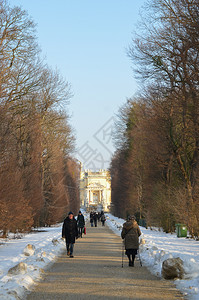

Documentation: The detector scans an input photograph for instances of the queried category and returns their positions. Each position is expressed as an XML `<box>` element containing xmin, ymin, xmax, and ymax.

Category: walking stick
<box><xmin>122</xmin><ymin>241</ymin><xmax>124</xmax><ymax>268</ymax></box>
<box><xmin>138</xmin><ymin>250</ymin><xmax>142</xmax><ymax>267</ymax></box>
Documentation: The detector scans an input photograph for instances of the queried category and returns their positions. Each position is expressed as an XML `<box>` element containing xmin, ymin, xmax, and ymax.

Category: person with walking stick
<box><xmin>121</xmin><ymin>215</ymin><xmax>141</xmax><ymax>267</ymax></box>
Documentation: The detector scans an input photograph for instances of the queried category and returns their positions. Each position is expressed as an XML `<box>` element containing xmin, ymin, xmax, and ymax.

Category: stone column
<box><xmin>91</xmin><ymin>190</ymin><xmax>93</xmax><ymax>203</ymax></box>
<box><xmin>87</xmin><ymin>189</ymin><xmax>89</xmax><ymax>205</ymax></box>
<box><xmin>103</xmin><ymin>189</ymin><xmax>107</xmax><ymax>210</ymax></box>
<box><xmin>99</xmin><ymin>190</ymin><xmax>101</xmax><ymax>203</ymax></box>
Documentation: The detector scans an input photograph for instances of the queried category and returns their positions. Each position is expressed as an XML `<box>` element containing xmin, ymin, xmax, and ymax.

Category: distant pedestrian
<box><xmin>101</xmin><ymin>214</ymin><xmax>106</xmax><ymax>226</ymax></box>
<box><xmin>121</xmin><ymin>215</ymin><xmax>141</xmax><ymax>267</ymax></box>
<box><xmin>97</xmin><ymin>212</ymin><xmax>101</xmax><ymax>221</ymax></box>
<box><xmin>93</xmin><ymin>212</ymin><xmax>98</xmax><ymax>227</ymax></box>
<box><xmin>90</xmin><ymin>217</ymin><xmax>94</xmax><ymax>227</ymax></box>
<box><xmin>77</xmin><ymin>210</ymin><xmax>85</xmax><ymax>238</ymax></box>
<box><xmin>62</xmin><ymin>211</ymin><xmax>78</xmax><ymax>258</ymax></box>
<box><xmin>90</xmin><ymin>212</ymin><xmax>94</xmax><ymax>227</ymax></box>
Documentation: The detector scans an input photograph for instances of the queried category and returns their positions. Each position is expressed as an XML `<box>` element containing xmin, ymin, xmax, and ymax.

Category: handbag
<box><xmin>83</xmin><ymin>227</ymin><xmax>86</xmax><ymax>235</ymax></box>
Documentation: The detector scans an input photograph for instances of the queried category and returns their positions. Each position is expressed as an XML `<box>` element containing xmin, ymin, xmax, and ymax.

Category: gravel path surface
<box><xmin>26</xmin><ymin>223</ymin><xmax>184</xmax><ymax>299</ymax></box>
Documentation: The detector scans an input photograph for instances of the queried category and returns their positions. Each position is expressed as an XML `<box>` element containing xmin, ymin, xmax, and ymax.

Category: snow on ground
<box><xmin>106</xmin><ymin>213</ymin><xmax>199</xmax><ymax>300</ymax></box>
<box><xmin>0</xmin><ymin>211</ymin><xmax>89</xmax><ymax>300</ymax></box>
<box><xmin>0</xmin><ymin>212</ymin><xmax>198</xmax><ymax>299</ymax></box>
<box><xmin>0</xmin><ymin>224</ymin><xmax>65</xmax><ymax>299</ymax></box>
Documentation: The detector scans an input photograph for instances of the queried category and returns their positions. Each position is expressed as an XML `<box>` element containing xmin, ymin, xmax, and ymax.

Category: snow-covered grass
<box><xmin>106</xmin><ymin>213</ymin><xmax>199</xmax><ymax>300</ymax></box>
<box><xmin>0</xmin><ymin>210</ymin><xmax>89</xmax><ymax>300</ymax></box>
<box><xmin>0</xmin><ymin>224</ymin><xmax>65</xmax><ymax>299</ymax></box>
<box><xmin>0</xmin><ymin>212</ymin><xmax>198</xmax><ymax>299</ymax></box>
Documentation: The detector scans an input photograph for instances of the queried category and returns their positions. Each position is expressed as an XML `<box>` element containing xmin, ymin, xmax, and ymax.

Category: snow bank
<box><xmin>106</xmin><ymin>213</ymin><xmax>199</xmax><ymax>300</ymax></box>
<box><xmin>0</xmin><ymin>224</ymin><xmax>65</xmax><ymax>299</ymax></box>
<box><xmin>0</xmin><ymin>210</ymin><xmax>89</xmax><ymax>299</ymax></box>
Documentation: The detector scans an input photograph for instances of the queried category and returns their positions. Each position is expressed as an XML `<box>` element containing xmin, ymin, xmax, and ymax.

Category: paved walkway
<box><xmin>26</xmin><ymin>224</ymin><xmax>184</xmax><ymax>299</ymax></box>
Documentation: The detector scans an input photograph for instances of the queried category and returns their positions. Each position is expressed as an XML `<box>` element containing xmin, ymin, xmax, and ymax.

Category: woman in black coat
<box><xmin>62</xmin><ymin>211</ymin><xmax>78</xmax><ymax>258</ymax></box>
<box><xmin>77</xmin><ymin>211</ymin><xmax>85</xmax><ymax>238</ymax></box>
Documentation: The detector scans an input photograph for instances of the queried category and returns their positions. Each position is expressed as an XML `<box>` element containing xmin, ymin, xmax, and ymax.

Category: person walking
<box><xmin>121</xmin><ymin>215</ymin><xmax>141</xmax><ymax>267</ymax></box>
<box><xmin>93</xmin><ymin>212</ymin><xmax>98</xmax><ymax>227</ymax></box>
<box><xmin>101</xmin><ymin>213</ymin><xmax>106</xmax><ymax>226</ymax></box>
<box><xmin>90</xmin><ymin>212</ymin><xmax>94</xmax><ymax>227</ymax></box>
<box><xmin>77</xmin><ymin>210</ymin><xmax>85</xmax><ymax>238</ymax></box>
<box><xmin>97</xmin><ymin>212</ymin><xmax>101</xmax><ymax>221</ymax></box>
<box><xmin>62</xmin><ymin>211</ymin><xmax>78</xmax><ymax>258</ymax></box>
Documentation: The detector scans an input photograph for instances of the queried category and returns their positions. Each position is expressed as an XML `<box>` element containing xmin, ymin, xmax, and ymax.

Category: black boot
<box><xmin>127</xmin><ymin>254</ymin><xmax>132</xmax><ymax>266</ymax></box>
<box><xmin>131</xmin><ymin>255</ymin><xmax>135</xmax><ymax>267</ymax></box>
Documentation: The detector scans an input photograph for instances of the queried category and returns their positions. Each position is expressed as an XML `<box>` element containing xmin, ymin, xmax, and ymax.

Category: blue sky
<box><xmin>9</xmin><ymin>0</ymin><xmax>146</xmax><ymax>170</ymax></box>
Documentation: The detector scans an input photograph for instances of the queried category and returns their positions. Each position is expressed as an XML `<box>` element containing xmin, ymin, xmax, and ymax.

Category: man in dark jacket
<box><xmin>101</xmin><ymin>213</ymin><xmax>106</xmax><ymax>226</ymax></box>
<box><xmin>62</xmin><ymin>211</ymin><xmax>78</xmax><ymax>258</ymax></box>
<box><xmin>93</xmin><ymin>212</ymin><xmax>98</xmax><ymax>227</ymax></box>
<box><xmin>77</xmin><ymin>210</ymin><xmax>85</xmax><ymax>238</ymax></box>
<box><xmin>121</xmin><ymin>215</ymin><xmax>141</xmax><ymax>267</ymax></box>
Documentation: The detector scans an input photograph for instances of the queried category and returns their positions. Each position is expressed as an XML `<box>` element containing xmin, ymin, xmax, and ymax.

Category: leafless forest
<box><xmin>110</xmin><ymin>0</ymin><xmax>199</xmax><ymax>238</ymax></box>
<box><xmin>0</xmin><ymin>0</ymin><xmax>80</xmax><ymax>237</ymax></box>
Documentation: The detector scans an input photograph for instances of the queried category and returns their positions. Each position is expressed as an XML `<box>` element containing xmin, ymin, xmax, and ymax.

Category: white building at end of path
<box><xmin>80</xmin><ymin>169</ymin><xmax>111</xmax><ymax>212</ymax></box>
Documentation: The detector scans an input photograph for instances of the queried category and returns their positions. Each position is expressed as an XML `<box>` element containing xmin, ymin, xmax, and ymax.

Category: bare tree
<box><xmin>128</xmin><ymin>0</ymin><xmax>199</xmax><ymax>236</ymax></box>
<box><xmin>0</xmin><ymin>0</ymin><xmax>78</xmax><ymax>234</ymax></box>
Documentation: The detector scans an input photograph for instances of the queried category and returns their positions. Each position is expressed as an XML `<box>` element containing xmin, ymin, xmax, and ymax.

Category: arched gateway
<box><xmin>80</xmin><ymin>169</ymin><xmax>111</xmax><ymax>211</ymax></box>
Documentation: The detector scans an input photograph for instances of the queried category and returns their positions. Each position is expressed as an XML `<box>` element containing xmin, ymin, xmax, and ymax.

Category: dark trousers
<box><xmin>78</xmin><ymin>227</ymin><xmax>83</xmax><ymax>237</ymax></box>
<box><xmin>126</xmin><ymin>249</ymin><xmax>137</xmax><ymax>266</ymax></box>
<box><xmin>66</xmin><ymin>243</ymin><xmax>74</xmax><ymax>255</ymax></box>
<box><xmin>127</xmin><ymin>254</ymin><xmax>135</xmax><ymax>264</ymax></box>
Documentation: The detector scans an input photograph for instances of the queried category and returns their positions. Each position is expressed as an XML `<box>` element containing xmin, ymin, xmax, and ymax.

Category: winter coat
<box><xmin>101</xmin><ymin>214</ymin><xmax>105</xmax><ymax>221</ymax></box>
<box><xmin>121</xmin><ymin>220</ymin><xmax>141</xmax><ymax>250</ymax></box>
<box><xmin>93</xmin><ymin>213</ymin><xmax>97</xmax><ymax>224</ymax></box>
<box><xmin>77</xmin><ymin>214</ymin><xmax>85</xmax><ymax>228</ymax></box>
<box><xmin>62</xmin><ymin>216</ymin><xmax>78</xmax><ymax>244</ymax></box>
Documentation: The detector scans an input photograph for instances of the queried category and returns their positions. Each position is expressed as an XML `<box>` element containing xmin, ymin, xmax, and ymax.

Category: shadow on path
<box><xmin>26</xmin><ymin>224</ymin><xmax>184</xmax><ymax>299</ymax></box>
